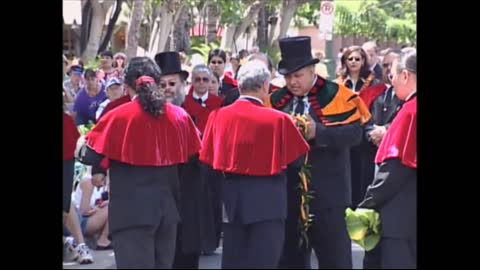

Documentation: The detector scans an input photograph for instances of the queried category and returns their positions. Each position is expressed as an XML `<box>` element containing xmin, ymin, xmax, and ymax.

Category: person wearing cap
<box><xmin>97</xmin><ymin>50</ymin><xmax>121</xmax><ymax>82</ymax></box>
<box><xmin>155</xmin><ymin>52</ymin><xmax>221</xmax><ymax>268</ymax></box>
<box><xmin>200</xmin><ymin>60</ymin><xmax>310</xmax><ymax>269</ymax></box>
<box><xmin>79</xmin><ymin>56</ymin><xmax>202</xmax><ymax>269</ymax></box>
<box><xmin>358</xmin><ymin>49</ymin><xmax>417</xmax><ymax>269</ymax></box>
<box><xmin>63</xmin><ymin>65</ymin><xmax>84</xmax><ymax>106</ymax></box>
<box><xmin>97</xmin><ymin>57</ymin><xmax>150</xmax><ymax>120</ymax></box>
<box><xmin>96</xmin><ymin>78</ymin><xmax>124</xmax><ymax>120</ymax></box>
<box><xmin>267</xmin><ymin>36</ymin><xmax>371</xmax><ymax>269</ymax></box>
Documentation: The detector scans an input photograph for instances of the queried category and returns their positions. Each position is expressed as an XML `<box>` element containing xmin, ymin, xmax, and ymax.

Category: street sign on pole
<box><xmin>319</xmin><ymin>1</ymin><xmax>335</xmax><ymax>41</ymax></box>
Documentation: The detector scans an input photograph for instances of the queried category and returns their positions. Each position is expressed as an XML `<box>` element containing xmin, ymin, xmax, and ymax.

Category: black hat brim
<box><xmin>161</xmin><ymin>70</ymin><xmax>190</xmax><ymax>81</ymax></box>
<box><xmin>278</xmin><ymin>58</ymin><xmax>320</xmax><ymax>75</ymax></box>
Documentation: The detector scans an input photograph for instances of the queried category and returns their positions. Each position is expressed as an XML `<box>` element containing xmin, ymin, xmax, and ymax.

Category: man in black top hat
<box><xmin>154</xmin><ymin>51</ymin><xmax>217</xmax><ymax>269</ymax></box>
<box><xmin>269</xmin><ymin>36</ymin><xmax>369</xmax><ymax>269</ymax></box>
<box><xmin>155</xmin><ymin>52</ymin><xmax>189</xmax><ymax>106</ymax></box>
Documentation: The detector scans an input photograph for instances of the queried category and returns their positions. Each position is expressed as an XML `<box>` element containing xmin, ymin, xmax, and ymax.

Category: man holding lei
<box><xmin>266</xmin><ymin>36</ymin><xmax>371</xmax><ymax>269</ymax></box>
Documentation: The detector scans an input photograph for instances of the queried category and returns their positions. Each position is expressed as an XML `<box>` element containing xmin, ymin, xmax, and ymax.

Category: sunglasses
<box><xmin>160</xmin><ymin>81</ymin><xmax>177</xmax><ymax>88</ymax></box>
<box><xmin>194</xmin><ymin>77</ymin><xmax>210</xmax><ymax>83</ymax></box>
<box><xmin>347</xmin><ymin>57</ymin><xmax>361</xmax><ymax>62</ymax></box>
<box><xmin>210</xmin><ymin>61</ymin><xmax>224</xmax><ymax>65</ymax></box>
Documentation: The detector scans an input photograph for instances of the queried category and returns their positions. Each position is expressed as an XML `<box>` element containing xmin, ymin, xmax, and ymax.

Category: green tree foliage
<box><xmin>294</xmin><ymin>0</ymin><xmax>416</xmax><ymax>44</ymax></box>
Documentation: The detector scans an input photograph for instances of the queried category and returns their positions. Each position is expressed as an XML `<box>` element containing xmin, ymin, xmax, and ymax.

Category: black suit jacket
<box><xmin>358</xmin><ymin>159</ymin><xmax>416</xmax><ymax>239</ymax></box>
<box><xmin>276</xmin><ymin>99</ymin><xmax>363</xmax><ymax>210</ymax></box>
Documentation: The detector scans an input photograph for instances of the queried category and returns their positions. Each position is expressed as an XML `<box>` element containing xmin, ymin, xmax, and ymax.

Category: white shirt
<box><xmin>95</xmin><ymin>99</ymin><xmax>111</xmax><ymax>120</ymax></box>
<box><xmin>292</xmin><ymin>77</ymin><xmax>316</xmax><ymax>113</ymax></box>
<box><xmin>239</xmin><ymin>95</ymin><xmax>264</xmax><ymax>105</ymax></box>
<box><xmin>192</xmin><ymin>91</ymin><xmax>209</xmax><ymax>107</ymax></box>
<box><xmin>192</xmin><ymin>91</ymin><xmax>209</xmax><ymax>102</ymax></box>
<box><xmin>346</xmin><ymin>75</ymin><xmax>365</xmax><ymax>92</ymax></box>
<box><xmin>131</xmin><ymin>95</ymin><xmax>138</xmax><ymax>101</ymax></box>
<box><xmin>405</xmin><ymin>90</ymin><xmax>416</xmax><ymax>101</ymax></box>
<box><xmin>72</xmin><ymin>181</ymin><xmax>106</xmax><ymax>210</ymax></box>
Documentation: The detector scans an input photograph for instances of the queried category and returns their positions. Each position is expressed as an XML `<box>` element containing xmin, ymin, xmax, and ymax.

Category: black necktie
<box><xmin>295</xmin><ymin>98</ymin><xmax>305</xmax><ymax>115</ymax></box>
<box><xmin>196</xmin><ymin>98</ymin><xmax>203</xmax><ymax>104</ymax></box>
<box><xmin>383</xmin><ymin>87</ymin><xmax>393</xmax><ymax>112</ymax></box>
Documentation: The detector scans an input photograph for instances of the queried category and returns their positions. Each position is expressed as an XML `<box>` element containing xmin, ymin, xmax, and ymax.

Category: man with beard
<box><xmin>155</xmin><ymin>52</ymin><xmax>219</xmax><ymax>269</ymax></box>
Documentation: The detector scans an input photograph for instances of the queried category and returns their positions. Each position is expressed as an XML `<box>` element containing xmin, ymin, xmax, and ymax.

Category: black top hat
<box><xmin>154</xmin><ymin>52</ymin><xmax>189</xmax><ymax>80</ymax></box>
<box><xmin>278</xmin><ymin>36</ymin><xmax>319</xmax><ymax>75</ymax></box>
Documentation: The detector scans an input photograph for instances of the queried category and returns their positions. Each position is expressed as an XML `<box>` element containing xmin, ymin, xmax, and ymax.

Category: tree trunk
<box><xmin>155</xmin><ymin>0</ymin><xmax>175</xmax><ymax>54</ymax></box>
<box><xmin>256</xmin><ymin>2</ymin><xmax>268</xmax><ymax>52</ymax></box>
<box><xmin>126</xmin><ymin>0</ymin><xmax>145</xmax><ymax>60</ymax></box>
<box><xmin>98</xmin><ymin>0</ymin><xmax>123</xmax><ymax>54</ymax></box>
<box><xmin>277</xmin><ymin>0</ymin><xmax>298</xmax><ymax>41</ymax></box>
<box><xmin>206</xmin><ymin>3</ymin><xmax>219</xmax><ymax>44</ymax></box>
<box><xmin>174</xmin><ymin>5</ymin><xmax>190</xmax><ymax>52</ymax></box>
<box><xmin>220</xmin><ymin>25</ymin><xmax>237</xmax><ymax>52</ymax></box>
<box><xmin>147</xmin><ymin>3</ymin><xmax>162</xmax><ymax>54</ymax></box>
<box><xmin>267</xmin><ymin>10</ymin><xmax>278</xmax><ymax>46</ymax></box>
<box><xmin>232</xmin><ymin>0</ymin><xmax>265</xmax><ymax>50</ymax></box>
<box><xmin>82</xmin><ymin>0</ymin><xmax>115</xmax><ymax>63</ymax></box>
<box><xmin>80</xmin><ymin>0</ymin><xmax>93</xmax><ymax>55</ymax></box>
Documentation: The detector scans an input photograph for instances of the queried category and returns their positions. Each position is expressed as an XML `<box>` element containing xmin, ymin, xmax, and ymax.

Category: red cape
<box><xmin>86</xmin><ymin>100</ymin><xmax>201</xmax><ymax>166</ymax></box>
<box><xmin>223</xmin><ymin>72</ymin><xmax>238</xmax><ymax>87</ymax></box>
<box><xmin>358</xmin><ymin>83</ymin><xmax>387</xmax><ymax>109</ymax></box>
<box><xmin>375</xmin><ymin>97</ymin><xmax>416</xmax><ymax>169</ymax></box>
<box><xmin>98</xmin><ymin>95</ymin><xmax>131</xmax><ymax>120</ymax></box>
<box><xmin>63</xmin><ymin>113</ymin><xmax>80</xmax><ymax>160</ymax></box>
<box><xmin>200</xmin><ymin>99</ymin><xmax>310</xmax><ymax>176</ymax></box>
<box><xmin>182</xmin><ymin>86</ymin><xmax>224</xmax><ymax>134</ymax></box>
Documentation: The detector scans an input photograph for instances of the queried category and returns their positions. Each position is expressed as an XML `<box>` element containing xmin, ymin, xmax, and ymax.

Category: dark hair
<box><xmin>123</xmin><ymin>57</ymin><xmax>161</xmax><ymax>88</ymax></box>
<box><xmin>211</xmin><ymin>71</ymin><xmax>220</xmax><ymax>83</ymax></box>
<box><xmin>100</xmin><ymin>50</ymin><xmax>113</xmax><ymax>58</ymax></box>
<box><xmin>136</xmin><ymin>79</ymin><xmax>165</xmax><ymax>118</ymax></box>
<box><xmin>208</xmin><ymin>48</ymin><xmax>226</xmax><ymax>63</ymax></box>
<box><xmin>84</xmin><ymin>69</ymin><xmax>97</xmax><ymax>79</ymax></box>
<box><xmin>239</xmin><ymin>49</ymin><xmax>249</xmax><ymax>59</ymax></box>
<box><xmin>340</xmin><ymin>46</ymin><xmax>371</xmax><ymax>79</ymax></box>
<box><xmin>124</xmin><ymin>57</ymin><xmax>164</xmax><ymax>118</ymax></box>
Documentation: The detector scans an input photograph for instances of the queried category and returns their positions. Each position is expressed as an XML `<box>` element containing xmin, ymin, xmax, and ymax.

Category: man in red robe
<box><xmin>155</xmin><ymin>52</ymin><xmax>222</xmax><ymax>268</ymax></box>
<box><xmin>358</xmin><ymin>49</ymin><xmax>417</xmax><ymax>269</ymax></box>
<box><xmin>199</xmin><ymin>60</ymin><xmax>310</xmax><ymax>268</ymax></box>
<box><xmin>180</xmin><ymin>63</ymin><xmax>224</xmax><ymax>260</ymax></box>
<box><xmin>79</xmin><ymin>57</ymin><xmax>202</xmax><ymax>269</ymax></box>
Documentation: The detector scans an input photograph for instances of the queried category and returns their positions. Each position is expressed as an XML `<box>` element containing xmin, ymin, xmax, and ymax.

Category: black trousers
<box><xmin>280</xmin><ymin>207</ymin><xmax>352</xmax><ymax>269</ymax></box>
<box><xmin>112</xmin><ymin>223</ymin><xmax>177</xmax><ymax>269</ymax></box>
<box><xmin>63</xmin><ymin>159</ymin><xmax>74</xmax><ymax>213</ymax></box>
<box><xmin>370</xmin><ymin>237</ymin><xmax>416</xmax><ymax>269</ymax></box>
<box><xmin>173</xmin><ymin>225</ymin><xmax>200</xmax><ymax>269</ymax></box>
<box><xmin>222</xmin><ymin>219</ymin><xmax>284</xmax><ymax>269</ymax></box>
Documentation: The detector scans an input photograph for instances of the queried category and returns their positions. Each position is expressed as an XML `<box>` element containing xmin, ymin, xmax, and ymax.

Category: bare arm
<box><xmin>79</xmin><ymin>179</ymin><xmax>96</xmax><ymax>216</ymax></box>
